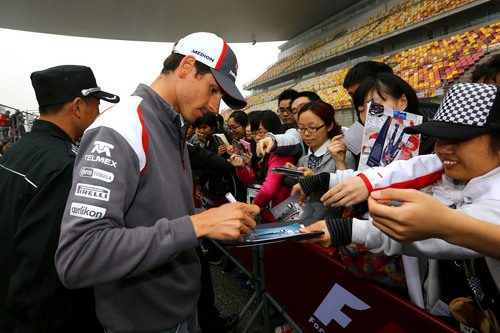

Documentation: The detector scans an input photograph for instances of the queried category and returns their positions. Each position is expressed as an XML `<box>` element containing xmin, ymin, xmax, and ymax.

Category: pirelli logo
<box><xmin>70</xmin><ymin>203</ymin><xmax>106</xmax><ymax>219</ymax></box>
<box><xmin>75</xmin><ymin>183</ymin><xmax>110</xmax><ymax>201</ymax></box>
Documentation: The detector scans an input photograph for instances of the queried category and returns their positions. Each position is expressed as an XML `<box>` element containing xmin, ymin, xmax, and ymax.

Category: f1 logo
<box><xmin>91</xmin><ymin>141</ymin><xmax>114</xmax><ymax>157</ymax></box>
<box><xmin>312</xmin><ymin>283</ymin><xmax>370</xmax><ymax>329</ymax></box>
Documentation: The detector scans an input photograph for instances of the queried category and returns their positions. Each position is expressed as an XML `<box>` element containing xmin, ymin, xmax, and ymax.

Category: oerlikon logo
<box><xmin>309</xmin><ymin>283</ymin><xmax>370</xmax><ymax>331</ymax></box>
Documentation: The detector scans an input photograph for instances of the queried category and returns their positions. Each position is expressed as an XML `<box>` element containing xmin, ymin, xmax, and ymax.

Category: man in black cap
<box><xmin>0</xmin><ymin>65</ymin><xmax>119</xmax><ymax>332</ymax></box>
<box><xmin>55</xmin><ymin>33</ymin><xmax>259</xmax><ymax>333</ymax></box>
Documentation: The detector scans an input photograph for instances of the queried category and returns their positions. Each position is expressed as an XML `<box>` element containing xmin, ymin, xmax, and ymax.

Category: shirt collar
<box><xmin>307</xmin><ymin>139</ymin><xmax>330</xmax><ymax>157</ymax></box>
<box><xmin>31</xmin><ymin>119</ymin><xmax>74</xmax><ymax>143</ymax></box>
<box><xmin>462</xmin><ymin>166</ymin><xmax>500</xmax><ymax>203</ymax></box>
<box><xmin>133</xmin><ymin>84</ymin><xmax>182</xmax><ymax>128</ymax></box>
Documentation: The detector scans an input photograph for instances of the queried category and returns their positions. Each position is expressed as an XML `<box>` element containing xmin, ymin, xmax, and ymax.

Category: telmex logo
<box><xmin>84</xmin><ymin>155</ymin><xmax>117</xmax><ymax>168</ymax></box>
<box><xmin>192</xmin><ymin>49</ymin><xmax>214</xmax><ymax>62</ymax></box>
<box><xmin>309</xmin><ymin>283</ymin><xmax>370</xmax><ymax>331</ymax></box>
<box><xmin>91</xmin><ymin>141</ymin><xmax>114</xmax><ymax>157</ymax></box>
<box><xmin>75</xmin><ymin>183</ymin><xmax>110</xmax><ymax>201</ymax></box>
<box><xmin>80</xmin><ymin>167</ymin><xmax>114</xmax><ymax>183</ymax></box>
<box><xmin>70</xmin><ymin>202</ymin><xmax>106</xmax><ymax>219</ymax></box>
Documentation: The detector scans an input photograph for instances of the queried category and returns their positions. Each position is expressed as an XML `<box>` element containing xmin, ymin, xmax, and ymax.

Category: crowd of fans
<box><xmin>189</xmin><ymin>56</ymin><xmax>500</xmax><ymax>333</ymax></box>
<box><xmin>2</xmin><ymin>46</ymin><xmax>500</xmax><ymax>333</ymax></box>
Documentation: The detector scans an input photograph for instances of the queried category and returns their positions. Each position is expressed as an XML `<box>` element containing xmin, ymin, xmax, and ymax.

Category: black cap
<box><xmin>404</xmin><ymin>83</ymin><xmax>500</xmax><ymax>139</ymax></box>
<box><xmin>30</xmin><ymin>65</ymin><xmax>120</xmax><ymax>107</ymax></box>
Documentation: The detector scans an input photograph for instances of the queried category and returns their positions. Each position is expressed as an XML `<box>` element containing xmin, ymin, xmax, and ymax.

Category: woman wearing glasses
<box><xmin>227</xmin><ymin>111</ymin><xmax>248</xmax><ymax>141</ymax></box>
<box><xmin>295</xmin><ymin>100</ymin><xmax>356</xmax><ymax>176</ymax></box>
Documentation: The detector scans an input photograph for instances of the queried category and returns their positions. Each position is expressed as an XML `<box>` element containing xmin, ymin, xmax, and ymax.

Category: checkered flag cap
<box><xmin>405</xmin><ymin>83</ymin><xmax>500</xmax><ymax>139</ymax></box>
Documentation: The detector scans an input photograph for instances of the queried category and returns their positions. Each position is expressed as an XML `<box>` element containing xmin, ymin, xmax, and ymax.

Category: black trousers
<box><xmin>196</xmin><ymin>246</ymin><xmax>222</xmax><ymax>332</ymax></box>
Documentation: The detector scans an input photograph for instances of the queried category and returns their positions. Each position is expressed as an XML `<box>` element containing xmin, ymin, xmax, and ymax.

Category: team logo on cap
<box><xmin>192</xmin><ymin>50</ymin><xmax>214</xmax><ymax>63</ymax></box>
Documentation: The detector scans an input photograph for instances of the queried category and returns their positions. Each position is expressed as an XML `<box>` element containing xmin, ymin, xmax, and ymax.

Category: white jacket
<box><xmin>354</xmin><ymin>154</ymin><xmax>500</xmax><ymax>309</ymax></box>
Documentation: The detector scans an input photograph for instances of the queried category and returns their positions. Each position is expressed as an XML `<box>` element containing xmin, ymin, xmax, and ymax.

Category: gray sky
<box><xmin>0</xmin><ymin>28</ymin><xmax>283</xmax><ymax>111</ymax></box>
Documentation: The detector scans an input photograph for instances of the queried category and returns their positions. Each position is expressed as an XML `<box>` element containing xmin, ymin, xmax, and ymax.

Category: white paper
<box><xmin>341</xmin><ymin>121</ymin><xmax>364</xmax><ymax>156</ymax></box>
<box><xmin>213</xmin><ymin>133</ymin><xmax>230</xmax><ymax>146</ymax></box>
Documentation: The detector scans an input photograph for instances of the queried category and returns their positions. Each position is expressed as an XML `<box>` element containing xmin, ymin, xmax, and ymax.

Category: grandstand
<box><xmin>234</xmin><ymin>0</ymin><xmax>500</xmax><ymax>127</ymax></box>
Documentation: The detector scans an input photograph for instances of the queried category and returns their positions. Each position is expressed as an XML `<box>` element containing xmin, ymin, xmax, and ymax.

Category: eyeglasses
<box><xmin>298</xmin><ymin>124</ymin><xmax>326</xmax><ymax>134</ymax></box>
<box><xmin>251</xmin><ymin>129</ymin><xmax>268</xmax><ymax>137</ymax></box>
<box><xmin>278</xmin><ymin>107</ymin><xmax>292</xmax><ymax>114</ymax></box>
<box><xmin>227</xmin><ymin>124</ymin><xmax>242</xmax><ymax>131</ymax></box>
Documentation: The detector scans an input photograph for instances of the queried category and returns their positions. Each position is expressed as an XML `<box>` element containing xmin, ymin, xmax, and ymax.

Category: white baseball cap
<box><xmin>172</xmin><ymin>32</ymin><xmax>247</xmax><ymax>109</ymax></box>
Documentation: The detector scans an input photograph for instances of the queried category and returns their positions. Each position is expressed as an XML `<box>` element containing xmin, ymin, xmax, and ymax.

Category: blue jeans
<box><xmin>104</xmin><ymin>311</ymin><xmax>197</xmax><ymax>333</ymax></box>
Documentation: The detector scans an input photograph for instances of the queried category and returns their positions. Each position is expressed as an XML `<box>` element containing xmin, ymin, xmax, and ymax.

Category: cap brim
<box><xmin>90</xmin><ymin>91</ymin><xmax>120</xmax><ymax>103</ymax></box>
<box><xmin>210</xmin><ymin>69</ymin><xmax>247</xmax><ymax>109</ymax></box>
<box><xmin>404</xmin><ymin>121</ymin><xmax>493</xmax><ymax>139</ymax></box>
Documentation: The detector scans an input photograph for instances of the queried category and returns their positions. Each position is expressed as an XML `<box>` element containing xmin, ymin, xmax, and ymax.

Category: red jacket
<box><xmin>236</xmin><ymin>154</ymin><xmax>295</xmax><ymax>221</ymax></box>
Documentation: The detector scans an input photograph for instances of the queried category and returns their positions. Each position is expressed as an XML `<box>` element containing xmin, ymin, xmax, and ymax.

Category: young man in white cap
<box><xmin>0</xmin><ymin>65</ymin><xmax>120</xmax><ymax>332</ymax></box>
<box><xmin>55</xmin><ymin>32</ymin><xmax>259</xmax><ymax>333</ymax></box>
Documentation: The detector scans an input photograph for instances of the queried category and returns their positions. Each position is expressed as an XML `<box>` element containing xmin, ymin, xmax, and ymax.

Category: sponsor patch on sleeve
<box><xmin>70</xmin><ymin>202</ymin><xmax>106</xmax><ymax>219</ymax></box>
<box><xmin>91</xmin><ymin>141</ymin><xmax>114</xmax><ymax>157</ymax></box>
<box><xmin>79</xmin><ymin>167</ymin><xmax>114</xmax><ymax>183</ymax></box>
<box><xmin>75</xmin><ymin>183</ymin><xmax>110</xmax><ymax>201</ymax></box>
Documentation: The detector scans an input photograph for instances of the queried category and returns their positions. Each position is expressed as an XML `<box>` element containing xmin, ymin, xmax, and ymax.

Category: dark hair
<box><xmin>298</xmin><ymin>101</ymin><xmax>342</xmax><ymax>138</ymax></box>
<box><xmin>488</xmin><ymin>131</ymin><xmax>500</xmax><ymax>156</ymax></box>
<box><xmin>216</xmin><ymin>114</ymin><xmax>224</xmax><ymax>124</ymax></box>
<box><xmin>251</xmin><ymin>110</ymin><xmax>283</xmax><ymax>182</ymax></box>
<box><xmin>260</xmin><ymin>110</ymin><xmax>283</xmax><ymax>135</ymax></box>
<box><xmin>343</xmin><ymin>61</ymin><xmax>393</xmax><ymax>90</ymax></box>
<box><xmin>247</xmin><ymin>111</ymin><xmax>264</xmax><ymax>131</ymax></box>
<box><xmin>278</xmin><ymin>89</ymin><xmax>299</xmax><ymax>104</ymax></box>
<box><xmin>192</xmin><ymin>111</ymin><xmax>217</xmax><ymax>128</ymax></box>
<box><xmin>472</xmin><ymin>55</ymin><xmax>500</xmax><ymax>84</ymax></box>
<box><xmin>291</xmin><ymin>91</ymin><xmax>322</xmax><ymax>105</ymax></box>
<box><xmin>161</xmin><ymin>52</ymin><xmax>212</xmax><ymax>78</ymax></box>
<box><xmin>38</xmin><ymin>97</ymin><xmax>94</xmax><ymax>116</ymax></box>
<box><xmin>228</xmin><ymin>110</ymin><xmax>248</xmax><ymax>127</ymax></box>
<box><xmin>353</xmin><ymin>72</ymin><xmax>420</xmax><ymax>120</ymax></box>
<box><xmin>39</xmin><ymin>101</ymin><xmax>67</xmax><ymax>115</ymax></box>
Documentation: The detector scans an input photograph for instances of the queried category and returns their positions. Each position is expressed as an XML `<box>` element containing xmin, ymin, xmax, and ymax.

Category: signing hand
<box><xmin>321</xmin><ymin>176</ymin><xmax>369</xmax><ymax>207</ymax></box>
<box><xmin>191</xmin><ymin>202</ymin><xmax>260</xmax><ymax>241</ymax></box>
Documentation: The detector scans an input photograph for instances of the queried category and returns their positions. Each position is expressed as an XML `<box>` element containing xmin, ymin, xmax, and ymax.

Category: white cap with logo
<box><xmin>173</xmin><ymin>32</ymin><xmax>247</xmax><ymax>109</ymax></box>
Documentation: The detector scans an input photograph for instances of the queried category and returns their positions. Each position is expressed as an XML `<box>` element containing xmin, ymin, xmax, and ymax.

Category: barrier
<box><xmin>227</xmin><ymin>241</ymin><xmax>458</xmax><ymax>332</ymax></box>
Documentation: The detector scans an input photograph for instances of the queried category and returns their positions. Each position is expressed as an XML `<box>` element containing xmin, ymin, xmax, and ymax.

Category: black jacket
<box><xmin>0</xmin><ymin>120</ymin><xmax>100</xmax><ymax>333</ymax></box>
